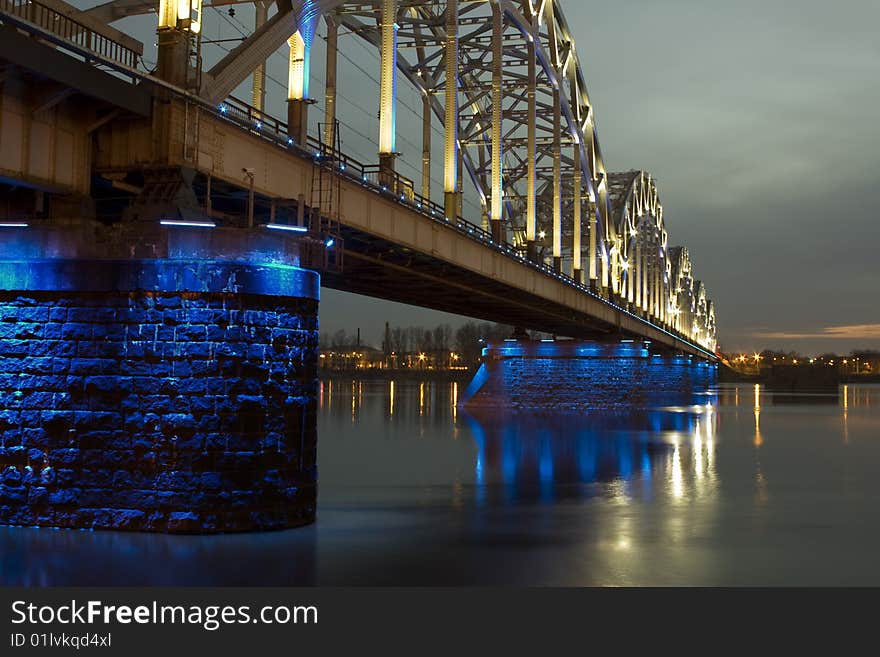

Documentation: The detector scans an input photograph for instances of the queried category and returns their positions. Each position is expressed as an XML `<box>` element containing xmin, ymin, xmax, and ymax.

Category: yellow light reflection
<box><xmin>694</xmin><ymin>428</ymin><xmax>704</xmax><ymax>481</ymax></box>
<box><xmin>671</xmin><ymin>442</ymin><xmax>684</xmax><ymax>499</ymax></box>
<box><xmin>389</xmin><ymin>380</ymin><xmax>395</xmax><ymax>417</ymax></box>
<box><xmin>843</xmin><ymin>384</ymin><xmax>849</xmax><ymax>444</ymax></box>
<box><xmin>753</xmin><ymin>384</ymin><xmax>762</xmax><ymax>447</ymax></box>
<box><xmin>452</xmin><ymin>381</ymin><xmax>458</xmax><ymax>424</ymax></box>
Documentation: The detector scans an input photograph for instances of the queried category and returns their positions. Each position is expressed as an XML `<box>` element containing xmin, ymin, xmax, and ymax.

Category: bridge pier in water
<box><xmin>0</xmin><ymin>224</ymin><xmax>320</xmax><ymax>533</ymax></box>
<box><xmin>464</xmin><ymin>341</ymin><xmax>718</xmax><ymax>412</ymax></box>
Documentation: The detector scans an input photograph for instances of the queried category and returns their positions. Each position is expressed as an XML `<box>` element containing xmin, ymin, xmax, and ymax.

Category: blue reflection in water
<box><xmin>461</xmin><ymin>349</ymin><xmax>718</xmax><ymax>503</ymax></box>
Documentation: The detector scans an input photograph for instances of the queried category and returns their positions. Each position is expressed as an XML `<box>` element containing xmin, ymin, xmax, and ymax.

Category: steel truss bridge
<box><xmin>0</xmin><ymin>0</ymin><xmax>717</xmax><ymax>358</ymax></box>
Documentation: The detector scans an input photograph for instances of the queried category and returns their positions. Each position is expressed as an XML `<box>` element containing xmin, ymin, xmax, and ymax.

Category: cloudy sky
<box><xmin>90</xmin><ymin>1</ymin><xmax>879</xmax><ymax>354</ymax></box>
<box><xmin>323</xmin><ymin>0</ymin><xmax>880</xmax><ymax>355</ymax></box>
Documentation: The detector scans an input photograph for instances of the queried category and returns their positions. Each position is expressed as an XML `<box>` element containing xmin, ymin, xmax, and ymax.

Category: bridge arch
<box><xmin>79</xmin><ymin>0</ymin><xmax>716</xmax><ymax>350</ymax></box>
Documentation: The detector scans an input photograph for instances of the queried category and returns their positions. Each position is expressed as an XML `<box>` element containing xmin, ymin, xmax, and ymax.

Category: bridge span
<box><xmin>0</xmin><ymin>0</ymin><xmax>717</xmax><ymax>357</ymax></box>
<box><xmin>0</xmin><ymin>0</ymin><xmax>719</xmax><ymax>533</ymax></box>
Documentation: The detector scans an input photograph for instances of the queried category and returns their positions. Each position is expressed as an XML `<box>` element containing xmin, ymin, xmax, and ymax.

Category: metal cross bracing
<box><xmin>0</xmin><ymin>0</ymin><xmax>718</xmax><ymax>353</ymax></box>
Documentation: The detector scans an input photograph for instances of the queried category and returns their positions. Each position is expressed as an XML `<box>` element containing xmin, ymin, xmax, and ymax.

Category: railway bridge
<box><xmin>0</xmin><ymin>0</ymin><xmax>718</xmax><ymax>533</ymax></box>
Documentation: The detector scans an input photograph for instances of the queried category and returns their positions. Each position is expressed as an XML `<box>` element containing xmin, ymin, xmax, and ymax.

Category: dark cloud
<box><xmin>564</xmin><ymin>0</ymin><xmax>880</xmax><ymax>354</ymax></box>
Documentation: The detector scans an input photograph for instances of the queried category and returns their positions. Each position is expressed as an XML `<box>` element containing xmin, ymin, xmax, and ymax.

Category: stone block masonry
<box><xmin>0</xmin><ymin>259</ymin><xmax>320</xmax><ymax>533</ymax></box>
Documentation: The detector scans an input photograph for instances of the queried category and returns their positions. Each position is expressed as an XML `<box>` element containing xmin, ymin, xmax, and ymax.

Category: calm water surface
<box><xmin>3</xmin><ymin>374</ymin><xmax>879</xmax><ymax>586</ymax></box>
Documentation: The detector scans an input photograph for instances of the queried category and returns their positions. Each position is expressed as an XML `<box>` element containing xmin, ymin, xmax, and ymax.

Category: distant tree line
<box><xmin>757</xmin><ymin>349</ymin><xmax>880</xmax><ymax>360</ymax></box>
<box><xmin>319</xmin><ymin>322</ymin><xmax>518</xmax><ymax>362</ymax></box>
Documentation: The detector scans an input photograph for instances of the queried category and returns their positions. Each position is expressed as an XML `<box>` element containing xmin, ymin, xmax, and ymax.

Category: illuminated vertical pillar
<box><xmin>633</xmin><ymin>234</ymin><xmax>641</xmax><ymax>309</ymax></box>
<box><xmin>378</xmin><ymin>0</ymin><xmax>398</xmax><ymax>185</ymax></box>
<box><xmin>252</xmin><ymin>1</ymin><xmax>268</xmax><ymax>112</ymax></box>
<box><xmin>156</xmin><ymin>0</ymin><xmax>202</xmax><ymax>88</ymax></box>
<box><xmin>598</xmin><ymin>174</ymin><xmax>609</xmax><ymax>293</ymax></box>
<box><xmin>323</xmin><ymin>16</ymin><xmax>338</xmax><ymax>147</ymax></box>
<box><xmin>526</xmin><ymin>34</ymin><xmax>537</xmax><ymax>261</ymax></box>
<box><xmin>588</xmin><ymin>184</ymin><xmax>597</xmax><ymax>284</ymax></box>
<box><xmin>661</xmin><ymin>260</ymin><xmax>668</xmax><ymax>325</ymax></box>
<box><xmin>490</xmin><ymin>2</ymin><xmax>503</xmax><ymax>242</ymax></box>
<box><xmin>626</xmin><ymin>239</ymin><xmax>634</xmax><ymax>304</ymax></box>
<box><xmin>287</xmin><ymin>31</ymin><xmax>310</xmax><ymax>145</ymax></box>
<box><xmin>457</xmin><ymin>145</ymin><xmax>464</xmax><ymax>219</ymax></box>
<box><xmin>552</xmin><ymin>85</ymin><xmax>562</xmax><ymax>271</ymax></box>
<box><xmin>572</xmin><ymin>146</ymin><xmax>582</xmax><ymax>282</ymax></box>
<box><xmin>444</xmin><ymin>0</ymin><xmax>459</xmax><ymax>220</ymax></box>
<box><xmin>653</xmin><ymin>248</ymin><xmax>660</xmax><ymax>319</ymax></box>
<box><xmin>610</xmin><ymin>239</ymin><xmax>619</xmax><ymax>296</ymax></box>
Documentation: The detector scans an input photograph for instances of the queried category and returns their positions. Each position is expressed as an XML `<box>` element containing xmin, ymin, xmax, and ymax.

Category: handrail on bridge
<box><xmin>0</xmin><ymin>0</ymin><xmax>139</xmax><ymax>69</ymax></box>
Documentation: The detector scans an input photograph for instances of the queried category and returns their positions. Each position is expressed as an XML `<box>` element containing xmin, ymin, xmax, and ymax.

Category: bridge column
<box><xmin>490</xmin><ymin>2</ymin><xmax>504</xmax><ymax>244</ymax></box>
<box><xmin>323</xmin><ymin>16</ymin><xmax>339</xmax><ymax>147</ymax></box>
<box><xmin>525</xmin><ymin>33</ymin><xmax>537</xmax><ymax>262</ymax></box>
<box><xmin>251</xmin><ymin>1</ymin><xmax>269</xmax><ymax>112</ymax></box>
<box><xmin>634</xmin><ymin>235</ymin><xmax>642</xmax><ymax>310</ymax></box>
<box><xmin>598</xmin><ymin>176</ymin><xmax>610</xmax><ymax>294</ymax></box>
<box><xmin>653</xmin><ymin>251</ymin><xmax>660</xmax><ymax>320</ymax></box>
<box><xmin>0</xmin><ymin>225</ymin><xmax>320</xmax><ymax>533</ymax></box>
<box><xmin>661</xmin><ymin>261</ymin><xmax>668</xmax><ymax>326</ymax></box>
<box><xmin>572</xmin><ymin>145</ymin><xmax>583</xmax><ymax>283</ymax></box>
<box><xmin>156</xmin><ymin>0</ymin><xmax>202</xmax><ymax>89</ymax></box>
<box><xmin>287</xmin><ymin>31</ymin><xmax>311</xmax><ymax>145</ymax></box>
<box><xmin>588</xmin><ymin>186</ymin><xmax>598</xmax><ymax>288</ymax></box>
<box><xmin>378</xmin><ymin>0</ymin><xmax>399</xmax><ymax>187</ymax></box>
<box><xmin>419</xmin><ymin>96</ymin><xmax>431</xmax><ymax>201</ymax></box>
<box><xmin>443</xmin><ymin>0</ymin><xmax>459</xmax><ymax>221</ymax></box>
<box><xmin>642</xmin><ymin>245</ymin><xmax>650</xmax><ymax>315</ymax></box>
<box><xmin>552</xmin><ymin>86</ymin><xmax>562</xmax><ymax>272</ymax></box>
<box><xmin>626</xmin><ymin>241</ymin><xmax>635</xmax><ymax>305</ymax></box>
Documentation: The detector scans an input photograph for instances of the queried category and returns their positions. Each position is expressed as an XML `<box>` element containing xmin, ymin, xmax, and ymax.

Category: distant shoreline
<box><xmin>319</xmin><ymin>368</ymin><xmax>478</xmax><ymax>382</ymax></box>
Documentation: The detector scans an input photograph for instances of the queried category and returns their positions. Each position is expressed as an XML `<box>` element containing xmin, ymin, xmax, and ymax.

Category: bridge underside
<box><xmin>328</xmin><ymin>225</ymin><xmax>631</xmax><ymax>343</ymax></box>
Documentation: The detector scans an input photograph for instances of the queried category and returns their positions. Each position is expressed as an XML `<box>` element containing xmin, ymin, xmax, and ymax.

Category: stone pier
<box><xmin>0</xmin><ymin>223</ymin><xmax>320</xmax><ymax>533</ymax></box>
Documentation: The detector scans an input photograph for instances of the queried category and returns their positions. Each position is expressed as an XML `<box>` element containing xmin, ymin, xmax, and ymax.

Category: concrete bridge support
<box><xmin>0</xmin><ymin>225</ymin><xmax>320</xmax><ymax>533</ymax></box>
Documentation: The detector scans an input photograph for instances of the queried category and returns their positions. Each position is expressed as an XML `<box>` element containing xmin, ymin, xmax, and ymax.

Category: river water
<box><xmin>3</xmin><ymin>370</ymin><xmax>879</xmax><ymax>586</ymax></box>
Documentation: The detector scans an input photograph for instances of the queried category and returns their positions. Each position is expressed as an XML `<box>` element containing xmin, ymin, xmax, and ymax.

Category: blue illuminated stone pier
<box><xmin>465</xmin><ymin>340</ymin><xmax>717</xmax><ymax>412</ymax></box>
<box><xmin>0</xmin><ymin>225</ymin><xmax>320</xmax><ymax>533</ymax></box>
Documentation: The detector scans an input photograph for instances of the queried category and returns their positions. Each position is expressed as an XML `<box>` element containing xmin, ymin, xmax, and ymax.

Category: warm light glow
<box><xmin>671</xmin><ymin>442</ymin><xmax>684</xmax><ymax>499</ymax></box>
<box><xmin>288</xmin><ymin>32</ymin><xmax>309</xmax><ymax>101</ymax></box>
<box><xmin>378</xmin><ymin>0</ymin><xmax>398</xmax><ymax>155</ymax></box>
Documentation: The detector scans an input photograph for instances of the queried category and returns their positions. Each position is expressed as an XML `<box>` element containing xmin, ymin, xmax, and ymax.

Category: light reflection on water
<box><xmin>3</xmin><ymin>367</ymin><xmax>880</xmax><ymax>586</ymax></box>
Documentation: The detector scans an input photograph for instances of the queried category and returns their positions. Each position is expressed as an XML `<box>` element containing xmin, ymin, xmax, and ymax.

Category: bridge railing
<box><xmin>0</xmin><ymin>0</ymin><xmax>140</xmax><ymax>69</ymax></box>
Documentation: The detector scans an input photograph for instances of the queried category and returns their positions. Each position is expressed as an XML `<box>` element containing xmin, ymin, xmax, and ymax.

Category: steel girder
<box><xmin>92</xmin><ymin>0</ymin><xmax>715</xmax><ymax>348</ymax></box>
<box><xmin>667</xmin><ymin>245</ymin><xmax>717</xmax><ymax>351</ymax></box>
<box><xmin>95</xmin><ymin>0</ymin><xmax>613</xmax><ymax>280</ymax></box>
